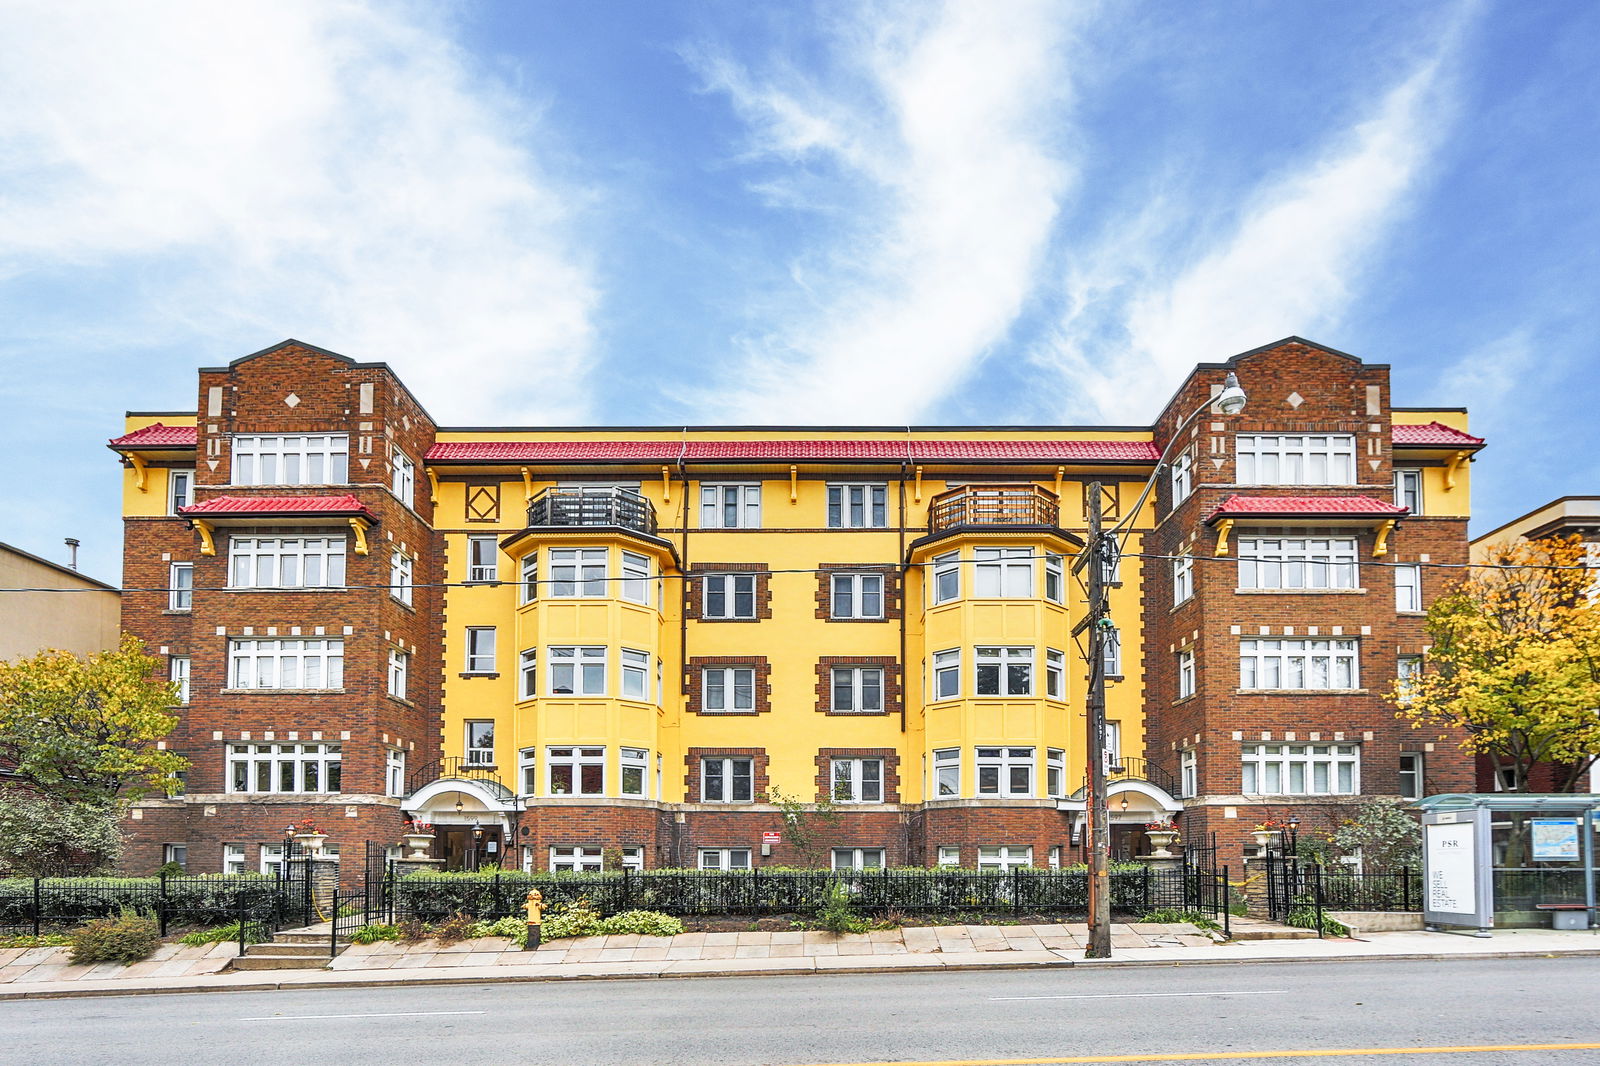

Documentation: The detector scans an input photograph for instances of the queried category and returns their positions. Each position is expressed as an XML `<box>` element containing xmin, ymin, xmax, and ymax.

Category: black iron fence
<box><xmin>0</xmin><ymin>874</ymin><xmax>282</xmax><ymax>937</ymax></box>
<box><xmin>386</xmin><ymin>865</ymin><xmax>1231</xmax><ymax>925</ymax></box>
<box><xmin>1316</xmin><ymin>866</ymin><xmax>1420</xmax><ymax>912</ymax></box>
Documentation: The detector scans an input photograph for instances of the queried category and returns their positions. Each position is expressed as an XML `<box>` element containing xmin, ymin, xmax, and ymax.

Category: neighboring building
<box><xmin>1470</xmin><ymin>497</ymin><xmax>1600</xmax><ymax>793</ymax></box>
<box><xmin>0</xmin><ymin>540</ymin><xmax>120</xmax><ymax>661</ymax></box>
<box><xmin>110</xmin><ymin>337</ymin><xmax>1479</xmax><ymax>877</ymax></box>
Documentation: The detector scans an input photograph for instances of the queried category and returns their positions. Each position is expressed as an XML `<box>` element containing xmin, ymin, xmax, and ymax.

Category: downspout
<box><xmin>675</xmin><ymin>429</ymin><xmax>691</xmax><ymax>869</ymax></box>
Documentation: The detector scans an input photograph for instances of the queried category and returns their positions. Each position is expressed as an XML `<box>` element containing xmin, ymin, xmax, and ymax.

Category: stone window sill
<box><xmin>219</xmin><ymin>688</ymin><xmax>345</xmax><ymax>695</ymax></box>
<box><xmin>459</xmin><ymin>672</ymin><xmax>500</xmax><ymax>680</ymax></box>
<box><xmin>1234</xmin><ymin>588</ymin><xmax>1368</xmax><ymax>595</ymax></box>
<box><xmin>1235</xmin><ymin>688</ymin><xmax>1369</xmax><ymax>696</ymax></box>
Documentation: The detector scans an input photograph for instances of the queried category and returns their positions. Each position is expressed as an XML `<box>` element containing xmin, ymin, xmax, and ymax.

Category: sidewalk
<box><xmin>1</xmin><ymin>920</ymin><xmax>1597</xmax><ymax>1000</ymax></box>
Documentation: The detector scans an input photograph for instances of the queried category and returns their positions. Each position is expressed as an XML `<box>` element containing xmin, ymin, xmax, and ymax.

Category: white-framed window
<box><xmin>467</xmin><ymin>536</ymin><xmax>499</xmax><ymax>582</ymax></box>
<box><xmin>1178</xmin><ymin>648</ymin><xmax>1196</xmax><ymax>699</ymax></box>
<box><xmin>390</xmin><ymin>550</ymin><xmax>413</xmax><ymax>605</ymax></box>
<box><xmin>832</xmin><ymin>848</ymin><xmax>885</xmax><ymax>870</ymax></box>
<box><xmin>1398</xmin><ymin>752</ymin><xmax>1424</xmax><ymax>800</ymax></box>
<box><xmin>162</xmin><ymin>843</ymin><xmax>187</xmax><ymax>868</ymax></box>
<box><xmin>223</xmin><ymin>844</ymin><xmax>246</xmax><ymax>875</ymax></box>
<box><xmin>936</xmin><ymin>845</ymin><xmax>961</xmax><ymax>867</ymax></box>
<box><xmin>621</xmin><ymin>648</ymin><xmax>650</xmax><ymax>700</ymax></box>
<box><xmin>1102</xmin><ymin>627</ymin><xmax>1123</xmax><ymax>678</ymax></box>
<box><xmin>933</xmin><ymin>748</ymin><xmax>961</xmax><ymax>797</ymax></box>
<box><xmin>168</xmin><ymin>470</ymin><xmax>194</xmax><ymax>514</ymax></box>
<box><xmin>702</xmin><ymin>757</ymin><xmax>754</xmax><ymax>803</ymax></box>
<box><xmin>465</xmin><ymin>721</ymin><xmax>495</xmax><ymax>765</ymax></box>
<box><xmin>620</xmin><ymin>551</ymin><xmax>650</xmax><ymax>605</ymax></box>
<box><xmin>1242</xmin><ymin>743</ymin><xmax>1359</xmax><ymax>795</ymax></box>
<box><xmin>620</xmin><ymin>846</ymin><xmax>644</xmax><ymax>872</ymax></box>
<box><xmin>392</xmin><ymin>451</ymin><xmax>415</xmax><ymax>505</ymax></box>
<box><xmin>977</xmin><ymin>845</ymin><xmax>1032</xmax><ymax>871</ymax></box>
<box><xmin>830</xmin><ymin>666</ymin><xmax>884</xmax><ymax>713</ymax></box>
<box><xmin>976</xmin><ymin>746</ymin><xmax>1034</xmax><ymax>797</ymax></box>
<box><xmin>518</xmin><ymin>748</ymin><xmax>537</xmax><ymax>796</ymax></box>
<box><xmin>703</xmin><ymin>572</ymin><xmax>757</xmax><ymax>619</ymax></box>
<box><xmin>1393</xmin><ymin>468</ymin><xmax>1423</xmax><ymax>513</ymax></box>
<box><xmin>1100</xmin><ymin>537</ymin><xmax>1122</xmax><ymax>586</ymax></box>
<box><xmin>830</xmin><ymin>572</ymin><xmax>884</xmax><ymax>619</ymax></box>
<box><xmin>261</xmin><ymin>843</ymin><xmax>338</xmax><ymax>876</ymax></box>
<box><xmin>169</xmin><ymin>656</ymin><xmax>190</xmax><ymax>704</ymax></box>
<box><xmin>168</xmin><ymin>562</ymin><xmax>193</xmax><ymax>610</ymax></box>
<box><xmin>519</xmin><ymin>552</ymin><xmax>538</xmax><ymax>604</ymax></box>
<box><xmin>1238</xmin><ymin>536</ymin><xmax>1358</xmax><ymax>591</ymax></box>
<box><xmin>549</xmin><ymin>646</ymin><xmax>606</xmax><ymax>696</ymax></box>
<box><xmin>231</xmin><ymin>434</ymin><xmax>348</xmax><ymax>486</ymax></box>
<box><xmin>229</xmin><ymin>535</ymin><xmax>346</xmax><ymax>589</ymax></box>
<box><xmin>387</xmin><ymin>648</ymin><xmax>408</xmax><ymax>699</ymax></box>
<box><xmin>1236</xmin><ymin>434</ymin><xmax>1356</xmax><ymax>485</ymax></box>
<box><xmin>700</xmin><ymin>483</ymin><xmax>761</xmax><ymax>528</ymax></box>
<box><xmin>519</xmin><ymin>648</ymin><xmax>538</xmax><ymax>699</ymax></box>
<box><xmin>974</xmin><ymin>547</ymin><xmax>1033</xmax><ymax>598</ymax></box>
<box><xmin>551</xmin><ymin>846</ymin><xmax>603</xmax><ymax>873</ymax></box>
<box><xmin>1048</xmin><ymin>845</ymin><xmax>1062</xmax><ymax>870</ymax></box>
<box><xmin>1046</xmin><ymin>748</ymin><xmax>1065</xmax><ymax>798</ymax></box>
<box><xmin>1173</xmin><ymin>554</ymin><xmax>1194</xmax><ymax>605</ymax></box>
<box><xmin>702</xmin><ymin>666</ymin><xmax>756</xmax><ymax>712</ymax></box>
<box><xmin>1395</xmin><ymin>564</ymin><xmax>1422</xmax><ymax>612</ymax></box>
<box><xmin>1170</xmin><ymin>448</ymin><xmax>1193</xmax><ymax>504</ymax></box>
<box><xmin>828</xmin><ymin>483</ymin><xmax>888</xmax><ymax>528</ymax></box>
<box><xmin>227</xmin><ymin>742</ymin><xmax>342</xmax><ymax>793</ymax></box>
<box><xmin>1240</xmin><ymin>638</ymin><xmax>1358</xmax><ymax>690</ymax></box>
<box><xmin>550</xmin><ymin>547</ymin><xmax>607</xmax><ymax>597</ymax></box>
<box><xmin>1396</xmin><ymin>654</ymin><xmax>1423</xmax><ymax>702</ymax></box>
<box><xmin>1106</xmin><ymin>721</ymin><xmax>1123</xmax><ymax>764</ymax></box>
<box><xmin>932</xmin><ymin>551</ymin><xmax>961</xmax><ymax>604</ymax></box>
<box><xmin>1180</xmin><ymin>749</ymin><xmax>1197</xmax><ymax>798</ymax></box>
<box><xmin>385</xmin><ymin>748</ymin><xmax>405</xmax><ymax>797</ymax></box>
<box><xmin>1045</xmin><ymin>648</ymin><xmax>1065</xmax><ymax>699</ymax></box>
<box><xmin>621</xmin><ymin>746</ymin><xmax>648</xmax><ymax>797</ymax></box>
<box><xmin>932</xmin><ymin>649</ymin><xmax>960</xmax><ymax>700</ymax></box>
<box><xmin>465</xmin><ymin>627</ymin><xmax>496</xmax><ymax>674</ymax></box>
<box><xmin>830</xmin><ymin>757</ymin><xmax>884</xmax><ymax>803</ymax></box>
<box><xmin>975</xmin><ymin>646</ymin><xmax>1033</xmax><ymax>696</ymax></box>
<box><xmin>228</xmin><ymin>639</ymin><xmax>343</xmax><ymax>689</ymax></box>
<box><xmin>1044</xmin><ymin>553</ymin><xmax>1065</xmax><ymax>603</ymax></box>
<box><xmin>548</xmin><ymin>745</ymin><xmax>605</xmax><ymax>796</ymax></box>
<box><xmin>698</xmin><ymin>848</ymin><xmax>751</xmax><ymax>870</ymax></box>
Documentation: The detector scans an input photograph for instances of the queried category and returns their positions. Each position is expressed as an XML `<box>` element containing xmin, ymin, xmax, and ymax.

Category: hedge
<box><xmin>0</xmin><ymin>875</ymin><xmax>281</xmax><ymax>930</ymax></box>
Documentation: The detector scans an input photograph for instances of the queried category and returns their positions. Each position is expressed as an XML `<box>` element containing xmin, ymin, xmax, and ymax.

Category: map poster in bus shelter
<box><xmin>1423</xmin><ymin>809</ymin><xmax>1493</xmax><ymax>936</ymax></box>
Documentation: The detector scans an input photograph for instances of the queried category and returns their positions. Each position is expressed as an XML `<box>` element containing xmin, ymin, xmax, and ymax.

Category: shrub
<box><xmin>0</xmin><ymin>795</ymin><xmax>123</xmax><ymax>876</ymax></box>
<box><xmin>429</xmin><ymin>912</ymin><xmax>477</xmax><ymax>945</ymax></box>
<box><xmin>156</xmin><ymin>862</ymin><xmax>187</xmax><ymax>878</ymax></box>
<box><xmin>541</xmin><ymin>899</ymin><xmax>603</xmax><ymax>940</ymax></box>
<box><xmin>1287</xmin><ymin>899</ymin><xmax>1351</xmax><ymax>937</ymax></box>
<box><xmin>69</xmin><ymin>911</ymin><xmax>159</xmax><ymax>964</ymax></box>
<box><xmin>351</xmin><ymin>923</ymin><xmax>402</xmax><ymax>945</ymax></box>
<box><xmin>0</xmin><ymin>933</ymin><xmax>71</xmax><ymax>948</ymax></box>
<box><xmin>818</xmin><ymin>881</ymin><xmax>869</xmax><ymax>935</ymax></box>
<box><xmin>467</xmin><ymin>916</ymin><xmax>529</xmax><ymax>940</ymax></box>
<box><xmin>178</xmin><ymin>921</ymin><xmax>268</xmax><ymax>946</ymax></box>
<box><xmin>1139</xmin><ymin>907</ymin><xmax>1221</xmax><ymax>932</ymax></box>
<box><xmin>598</xmin><ymin>910</ymin><xmax>683</xmax><ymax>937</ymax></box>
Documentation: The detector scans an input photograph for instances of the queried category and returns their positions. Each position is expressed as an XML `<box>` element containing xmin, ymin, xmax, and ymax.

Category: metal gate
<box><xmin>1262</xmin><ymin>847</ymin><xmax>1305</xmax><ymax>923</ymax></box>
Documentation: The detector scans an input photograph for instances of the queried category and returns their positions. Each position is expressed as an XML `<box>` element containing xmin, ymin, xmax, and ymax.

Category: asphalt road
<box><xmin>5</xmin><ymin>958</ymin><xmax>1600</xmax><ymax>1065</ymax></box>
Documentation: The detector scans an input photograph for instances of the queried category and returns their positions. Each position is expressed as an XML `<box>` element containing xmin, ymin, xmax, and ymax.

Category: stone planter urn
<box><xmin>1251</xmin><ymin>829</ymin><xmax>1279</xmax><ymax>850</ymax></box>
<box><xmin>294</xmin><ymin>831</ymin><xmax>328</xmax><ymax>855</ymax></box>
<box><xmin>402</xmin><ymin>832</ymin><xmax>436</xmax><ymax>860</ymax></box>
<box><xmin>1145</xmin><ymin>831</ymin><xmax>1179</xmax><ymax>859</ymax></box>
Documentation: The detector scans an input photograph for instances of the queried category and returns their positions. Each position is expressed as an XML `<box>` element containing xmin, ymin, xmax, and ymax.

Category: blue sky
<box><xmin>2</xmin><ymin>0</ymin><xmax>1598</xmax><ymax>582</ymax></box>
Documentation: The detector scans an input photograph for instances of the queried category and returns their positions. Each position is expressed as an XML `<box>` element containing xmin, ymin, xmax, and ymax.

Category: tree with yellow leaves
<box><xmin>0</xmin><ymin>635</ymin><xmax>188</xmax><ymax>805</ymax></box>
<box><xmin>1392</xmin><ymin>535</ymin><xmax>1600</xmax><ymax>792</ymax></box>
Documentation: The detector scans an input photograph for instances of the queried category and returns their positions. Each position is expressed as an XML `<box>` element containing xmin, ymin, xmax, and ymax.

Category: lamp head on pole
<box><xmin>1216</xmin><ymin>372</ymin><xmax>1247</xmax><ymax>415</ymax></box>
<box><xmin>455</xmin><ymin>797</ymin><xmax>465</xmax><ymax>815</ymax></box>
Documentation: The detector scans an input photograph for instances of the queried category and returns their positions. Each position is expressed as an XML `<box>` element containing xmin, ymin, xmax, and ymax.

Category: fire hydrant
<box><xmin>522</xmin><ymin>889</ymin><xmax>544</xmax><ymax>950</ymax></box>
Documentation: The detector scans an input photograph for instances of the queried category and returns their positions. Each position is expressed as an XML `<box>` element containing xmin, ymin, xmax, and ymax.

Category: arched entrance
<box><xmin>405</xmin><ymin>778</ymin><xmax>518</xmax><ymax>871</ymax></box>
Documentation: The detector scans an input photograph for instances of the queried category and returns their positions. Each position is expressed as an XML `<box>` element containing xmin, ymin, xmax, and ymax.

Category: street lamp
<box><xmin>1079</xmin><ymin>371</ymin><xmax>1246</xmax><ymax>959</ymax></box>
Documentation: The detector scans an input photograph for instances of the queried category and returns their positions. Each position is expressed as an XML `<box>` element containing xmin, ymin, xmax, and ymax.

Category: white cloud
<box><xmin>688</xmin><ymin>0</ymin><xmax>1078</xmax><ymax>422</ymax></box>
<box><xmin>1040</xmin><ymin>44</ymin><xmax>1462</xmax><ymax>423</ymax></box>
<box><xmin>0</xmin><ymin>0</ymin><xmax>597</xmax><ymax>423</ymax></box>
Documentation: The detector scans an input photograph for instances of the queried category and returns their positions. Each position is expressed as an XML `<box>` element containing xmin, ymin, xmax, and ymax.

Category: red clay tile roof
<box><xmin>425</xmin><ymin>439</ymin><xmax>1164</xmax><ymax>463</ymax></box>
<box><xmin>108</xmin><ymin>423</ymin><xmax>199</xmax><ymax>448</ymax></box>
<box><xmin>1391</xmin><ymin>422</ymin><xmax>1484</xmax><ymax>447</ymax></box>
<box><xmin>178</xmin><ymin>494</ymin><xmax>376</xmax><ymax>519</ymax></box>
<box><xmin>1207</xmin><ymin>494</ymin><xmax>1409</xmax><ymax>523</ymax></box>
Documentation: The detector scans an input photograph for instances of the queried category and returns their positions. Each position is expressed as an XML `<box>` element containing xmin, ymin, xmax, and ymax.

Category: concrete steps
<box><xmin>1228</xmin><ymin>920</ymin><xmax>1318</xmax><ymax>941</ymax></box>
<box><xmin>228</xmin><ymin>928</ymin><xmax>350</xmax><ymax>971</ymax></box>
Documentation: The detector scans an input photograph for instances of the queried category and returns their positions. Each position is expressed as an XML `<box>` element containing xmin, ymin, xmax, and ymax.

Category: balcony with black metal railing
<box><xmin>526</xmin><ymin>487</ymin><xmax>658</xmax><ymax>537</ymax></box>
<box><xmin>927</xmin><ymin>484</ymin><xmax>1060</xmax><ymax>534</ymax></box>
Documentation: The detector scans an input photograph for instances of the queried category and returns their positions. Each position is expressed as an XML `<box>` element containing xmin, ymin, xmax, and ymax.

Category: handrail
<box><xmin>928</xmin><ymin>484</ymin><xmax>1060</xmax><ymax>533</ymax></box>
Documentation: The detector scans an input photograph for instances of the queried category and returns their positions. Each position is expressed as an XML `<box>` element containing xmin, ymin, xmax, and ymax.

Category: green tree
<box><xmin>1322</xmin><ymin>800</ymin><xmax>1421</xmax><ymax>870</ymax></box>
<box><xmin>1391</xmin><ymin>535</ymin><xmax>1600</xmax><ymax>793</ymax></box>
<box><xmin>0</xmin><ymin>792</ymin><xmax>123</xmax><ymax>875</ymax></box>
<box><xmin>763</xmin><ymin>787</ymin><xmax>842</xmax><ymax>869</ymax></box>
<box><xmin>0</xmin><ymin>635</ymin><xmax>188</xmax><ymax>804</ymax></box>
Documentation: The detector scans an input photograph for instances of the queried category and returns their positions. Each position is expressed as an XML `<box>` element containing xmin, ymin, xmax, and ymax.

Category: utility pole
<box><xmin>1084</xmin><ymin>481</ymin><xmax>1111</xmax><ymax>959</ymax></box>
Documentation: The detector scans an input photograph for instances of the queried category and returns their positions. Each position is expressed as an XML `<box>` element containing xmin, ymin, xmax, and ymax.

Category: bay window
<box><xmin>548</xmin><ymin>746</ymin><xmax>605</xmax><ymax>796</ymax></box>
<box><xmin>976</xmin><ymin>746</ymin><xmax>1034</xmax><ymax>797</ymax></box>
<box><xmin>932</xmin><ymin>649</ymin><xmax>960</xmax><ymax>700</ymax></box>
<box><xmin>932</xmin><ymin>551</ymin><xmax>960</xmax><ymax>604</ymax></box>
<box><xmin>974</xmin><ymin>547</ymin><xmax>1032</xmax><ymax>597</ymax></box>
<box><xmin>975</xmin><ymin>646</ymin><xmax>1033</xmax><ymax>696</ymax></box>
<box><xmin>549</xmin><ymin>646</ymin><xmax>607</xmax><ymax>696</ymax></box>
<box><xmin>550</xmin><ymin>547</ymin><xmax>607</xmax><ymax>597</ymax></box>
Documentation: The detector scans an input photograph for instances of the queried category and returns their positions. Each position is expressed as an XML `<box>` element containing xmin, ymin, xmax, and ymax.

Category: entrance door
<box><xmin>439</xmin><ymin>826</ymin><xmax>505</xmax><ymax>871</ymax></box>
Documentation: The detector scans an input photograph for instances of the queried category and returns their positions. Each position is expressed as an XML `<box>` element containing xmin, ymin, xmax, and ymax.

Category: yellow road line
<box><xmin>787</xmin><ymin>1043</ymin><xmax>1600</xmax><ymax>1065</ymax></box>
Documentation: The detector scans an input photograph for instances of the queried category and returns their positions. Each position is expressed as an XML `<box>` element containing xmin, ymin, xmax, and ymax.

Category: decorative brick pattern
<box><xmin>814</xmin><ymin>748</ymin><xmax>902</xmax><ymax>804</ymax></box>
<box><xmin>813</xmin><ymin>563</ymin><xmax>904</xmax><ymax>621</ymax></box>
<box><xmin>684</xmin><ymin>748</ymin><xmax>770</xmax><ymax>804</ymax></box>
<box><xmin>684</xmin><ymin>563</ymin><xmax>772</xmax><ymax>621</ymax></box>
<box><xmin>814</xmin><ymin>656</ymin><xmax>902</xmax><ymax>716</ymax></box>
<box><xmin>684</xmin><ymin>656</ymin><xmax>772</xmax><ymax>715</ymax></box>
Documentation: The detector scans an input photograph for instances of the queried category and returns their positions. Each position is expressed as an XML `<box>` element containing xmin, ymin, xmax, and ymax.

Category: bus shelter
<box><xmin>1416</xmin><ymin>794</ymin><xmax>1600</xmax><ymax>933</ymax></box>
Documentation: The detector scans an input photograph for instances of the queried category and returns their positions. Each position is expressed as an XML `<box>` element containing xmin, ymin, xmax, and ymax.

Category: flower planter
<box><xmin>402</xmin><ymin>832</ymin><xmax>436</xmax><ymax>860</ymax></box>
<box><xmin>1145</xmin><ymin>831</ymin><xmax>1179</xmax><ymax>859</ymax></box>
<box><xmin>1251</xmin><ymin>829</ymin><xmax>1279</xmax><ymax>850</ymax></box>
<box><xmin>294</xmin><ymin>831</ymin><xmax>328</xmax><ymax>855</ymax></box>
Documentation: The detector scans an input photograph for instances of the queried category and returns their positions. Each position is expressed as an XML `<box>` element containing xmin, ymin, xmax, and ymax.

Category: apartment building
<box><xmin>111</xmin><ymin>337</ymin><xmax>1480</xmax><ymax>876</ymax></box>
